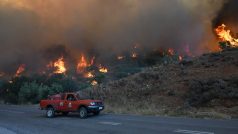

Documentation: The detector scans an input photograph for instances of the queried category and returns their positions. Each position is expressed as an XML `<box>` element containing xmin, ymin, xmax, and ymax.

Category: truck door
<box><xmin>57</xmin><ymin>94</ymin><xmax>67</xmax><ymax>111</ymax></box>
<box><xmin>65</xmin><ymin>94</ymin><xmax>78</xmax><ymax>111</ymax></box>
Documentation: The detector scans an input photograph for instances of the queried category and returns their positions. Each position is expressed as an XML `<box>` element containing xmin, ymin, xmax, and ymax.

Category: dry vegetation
<box><xmin>83</xmin><ymin>48</ymin><xmax>238</xmax><ymax>119</ymax></box>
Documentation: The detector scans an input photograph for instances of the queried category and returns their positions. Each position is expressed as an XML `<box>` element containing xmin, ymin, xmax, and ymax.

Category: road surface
<box><xmin>0</xmin><ymin>105</ymin><xmax>237</xmax><ymax>134</ymax></box>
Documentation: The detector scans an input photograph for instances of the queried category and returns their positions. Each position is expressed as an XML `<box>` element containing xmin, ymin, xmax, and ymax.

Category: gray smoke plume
<box><xmin>0</xmin><ymin>0</ymin><xmax>227</xmax><ymax>73</ymax></box>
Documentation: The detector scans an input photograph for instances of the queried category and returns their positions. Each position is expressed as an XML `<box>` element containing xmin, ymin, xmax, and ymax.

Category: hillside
<box><xmin>84</xmin><ymin>48</ymin><xmax>238</xmax><ymax>119</ymax></box>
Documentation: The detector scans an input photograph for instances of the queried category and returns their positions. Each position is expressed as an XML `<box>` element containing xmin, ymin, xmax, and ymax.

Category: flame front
<box><xmin>117</xmin><ymin>56</ymin><xmax>124</xmax><ymax>60</ymax></box>
<box><xmin>53</xmin><ymin>57</ymin><xmax>66</xmax><ymax>74</ymax></box>
<box><xmin>91</xmin><ymin>80</ymin><xmax>98</xmax><ymax>86</ymax></box>
<box><xmin>77</xmin><ymin>55</ymin><xmax>94</xmax><ymax>73</ymax></box>
<box><xmin>85</xmin><ymin>72</ymin><xmax>94</xmax><ymax>78</ymax></box>
<box><xmin>215</xmin><ymin>24</ymin><xmax>238</xmax><ymax>47</ymax></box>
<box><xmin>99</xmin><ymin>65</ymin><xmax>108</xmax><ymax>73</ymax></box>
<box><xmin>15</xmin><ymin>64</ymin><xmax>25</xmax><ymax>77</ymax></box>
<box><xmin>178</xmin><ymin>55</ymin><xmax>183</xmax><ymax>61</ymax></box>
<box><xmin>168</xmin><ymin>48</ymin><xmax>175</xmax><ymax>56</ymax></box>
<box><xmin>131</xmin><ymin>52</ymin><xmax>137</xmax><ymax>58</ymax></box>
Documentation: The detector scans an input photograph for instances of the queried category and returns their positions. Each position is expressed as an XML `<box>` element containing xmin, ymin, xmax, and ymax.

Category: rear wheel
<box><xmin>46</xmin><ymin>107</ymin><xmax>55</xmax><ymax>118</ymax></box>
<box><xmin>79</xmin><ymin>107</ymin><xmax>88</xmax><ymax>119</ymax></box>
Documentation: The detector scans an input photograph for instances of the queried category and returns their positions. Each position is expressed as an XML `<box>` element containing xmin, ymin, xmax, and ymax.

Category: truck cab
<box><xmin>40</xmin><ymin>93</ymin><xmax>104</xmax><ymax>118</ymax></box>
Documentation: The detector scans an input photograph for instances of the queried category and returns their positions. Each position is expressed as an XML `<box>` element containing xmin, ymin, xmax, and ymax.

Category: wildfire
<box><xmin>84</xmin><ymin>72</ymin><xmax>94</xmax><ymax>78</ymax></box>
<box><xmin>15</xmin><ymin>64</ymin><xmax>25</xmax><ymax>77</ymax></box>
<box><xmin>77</xmin><ymin>55</ymin><xmax>94</xmax><ymax>73</ymax></box>
<box><xmin>178</xmin><ymin>55</ymin><xmax>183</xmax><ymax>61</ymax></box>
<box><xmin>131</xmin><ymin>52</ymin><xmax>137</xmax><ymax>58</ymax></box>
<box><xmin>91</xmin><ymin>80</ymin><xmax>98</xmax><ymax>86</ymax></box>
<box><xmin>168</xmin><ymin>48</ymin><xmax>175</xmax><ymax>56</ymax></box>
<box><xmin>99</xmin><ymin>65</ymin><xmax>108</xmax><ymax>73</ymax></box>
<box><xmin>117</xmin><ymin>56</ymin><xmax>124</xmax><ymax>60</ymax></box>
<box><xmin>53</xmin><ymin>57</ymin><xmax>66</xmax><ymax>74</ymax></box>
<box><xmin>215</xmin><ymin>24</ymin><xmax>238</xmax><ymax>47</ymax></box>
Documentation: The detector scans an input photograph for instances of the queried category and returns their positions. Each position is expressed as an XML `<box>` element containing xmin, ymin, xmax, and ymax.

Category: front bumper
<box><xmin>87</xmin><ymin>105</ymin><xmax>104</xmax><ymax>112</ymax></box>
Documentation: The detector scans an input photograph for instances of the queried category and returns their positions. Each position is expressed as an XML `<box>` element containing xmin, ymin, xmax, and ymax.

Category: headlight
<box><xmin>90</xmin><ymin>102</ymin><xmax>96</xmax><ymax>106</ymax></box>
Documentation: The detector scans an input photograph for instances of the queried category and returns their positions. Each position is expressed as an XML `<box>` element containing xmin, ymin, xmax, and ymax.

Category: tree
<box><xmin>38</xmin><ymin>84</ymin><xmax>50</xmax><ymax>100</ymax></box>
<box><xmin>18</xmin><ymin>81</ymin><xmax>40</xmax><ymax>104</ymax></box>
<box><xmin>49</xmin><ymin>83</ymin><xmax>64</xmax><ymax>95</ymax></box>
<box><xmin>61</xmin><ymin>78</ymin><xmax>78</xmax><ymax>92</ymax></box>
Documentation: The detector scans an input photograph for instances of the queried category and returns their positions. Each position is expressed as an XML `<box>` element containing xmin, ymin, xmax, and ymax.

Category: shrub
<box><xmin>49</xmin><ymin>83</ymin><xmax>64</xmax><ymax>95</ymax></box>
<box><xmin>186</xmin><ymin>78</ymin><xmax>238</xmax><ymax>107</ymax></box>
<box><xmin>60</xmin><ymin>78</ymin><xmax>78</xmax><ymax>92</ymax></box>
<box><xmin>38</xmin><ymin>85</ymin><xmax>50</xmax><ymax>100</ymax></box>
<box><xmin>18</xmin><ymin>82</ymin><xmax>65</xmax><ymax>104</ymax></box>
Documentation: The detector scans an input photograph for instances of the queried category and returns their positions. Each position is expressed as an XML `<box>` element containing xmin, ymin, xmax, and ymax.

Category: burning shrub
<box><xmin>219</xmin><ymin>41</ymin><xmax>232</xmax><ymax>50</ymax></box>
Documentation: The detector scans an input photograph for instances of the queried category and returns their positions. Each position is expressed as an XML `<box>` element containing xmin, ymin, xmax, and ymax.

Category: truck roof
<box><xmin>48</xmin><ymin>93</ymin><xmax>78</xmax><ymax>100</ymax></box>
<box><xmin>48</xmin><ymin>94</ymin><xmax>62</xmax><ymax>100</ymax></box>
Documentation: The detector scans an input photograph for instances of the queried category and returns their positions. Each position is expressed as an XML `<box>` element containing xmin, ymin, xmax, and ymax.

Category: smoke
<box><xmin>213</xmin><ymin>0</ymin><xmax>238</xmax><ymax>33</ymax></box>
<box><xmin>0</xmin><ymin>0</ymin><xmax>228</xmax><ymax>73</ymax></box>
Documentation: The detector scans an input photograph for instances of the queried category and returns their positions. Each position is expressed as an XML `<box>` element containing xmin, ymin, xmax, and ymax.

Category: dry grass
<box><xmin>82</xmin><ymin>48</ymin><xmax>238</xmax><ymax>119</ymax></box>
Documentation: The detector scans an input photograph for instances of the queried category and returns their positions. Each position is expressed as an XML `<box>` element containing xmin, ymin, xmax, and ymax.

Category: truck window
<box><xmin>66</xmin><ymin>94</ymin><xmax>76</xmax><ymax>101</ymax></box>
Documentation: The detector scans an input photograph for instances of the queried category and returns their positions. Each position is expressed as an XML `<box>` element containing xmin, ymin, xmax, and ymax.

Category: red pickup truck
<box><xmin>40</xmin><ymin>93</ymin><xmax>104</xmax><ymax>118</ymax></box>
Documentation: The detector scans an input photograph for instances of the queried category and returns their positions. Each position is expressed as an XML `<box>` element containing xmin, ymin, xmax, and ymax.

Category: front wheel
<box><xmin>79</xmin><ymin>107</ymin><xmax>88</xmax><ymax>119</ymax></box>
<box><xmin>46</xmin><ymin>107</ymin><xmax>55</xmax><ymax>118</ymax></box>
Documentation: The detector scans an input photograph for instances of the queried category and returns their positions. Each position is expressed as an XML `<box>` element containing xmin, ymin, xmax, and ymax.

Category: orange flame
<box><xmin>168</xmin><ymin>48</ymin><xmax>175</xmax><ymax>56</ymax></box>
<box><xmin>84</xmin><ymin>72</ymin><xmax>94</xmax><ymax>78</ymax></box>
<box><xmin>178</xmin><ymin>56</ymin><xmax>183</xmax><ymax>61</ymax></box>
<box><xmin>131</xmin><ymin>52</ymin><xmax>137</xmax><ymax>58</ymax></box>
<box><xmin>77</xmin><ymin>55</ymin><xmax>94</xmax><ymax>73</ymax></box>
<box><xmin>53</xmin><ymin>57</ymin><xmax>66</xmax><ymax>74</ymax></box>
<box><xmin>15</xmin><ymin>64</ymin><xmax>25</xmax><ymax>77</ymax></box>
<box><xmin>99</xmin><ymin>65</ymin><xmax>108</xmax><ymax>73</ymax></box>
<box><xmin>91</xmin><ymin>80</ymin><xmax>98</xmax><ymax>86</ymax></box>
<box><xmin>215</xmin><ymin>24</ymin><xmax>238</xmax><ymax>47</ymax></box>
<box><xmin>117</xmin><ymin>56</ymin><xmax>124</xmax><ymax>60</ymax></box>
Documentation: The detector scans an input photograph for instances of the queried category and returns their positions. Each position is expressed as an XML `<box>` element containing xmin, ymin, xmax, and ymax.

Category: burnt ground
<box><xmin>83</xmin><ymin>48</ymin><xmax>238</xmax><ymax>119</ymax></box>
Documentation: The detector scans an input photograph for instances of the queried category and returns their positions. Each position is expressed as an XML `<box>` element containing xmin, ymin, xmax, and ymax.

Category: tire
<box><xmin>46</xmin><ymin>107</ymin><xmax>55</xmax><ymax>118</ymax></box>
<box><xmin>79</xmin><ymin>107</ymin><xmax>88</xmax><ymax>119</ymax></box>
<box><xmin>93</xmin><ymin>111</ymin><xmax>100</xmax><ymax>116</ymax></box>
<box><xmin>62</xmin><ymin>112</ymin><xmax>69</xmax><ymax>116</ymax></box>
